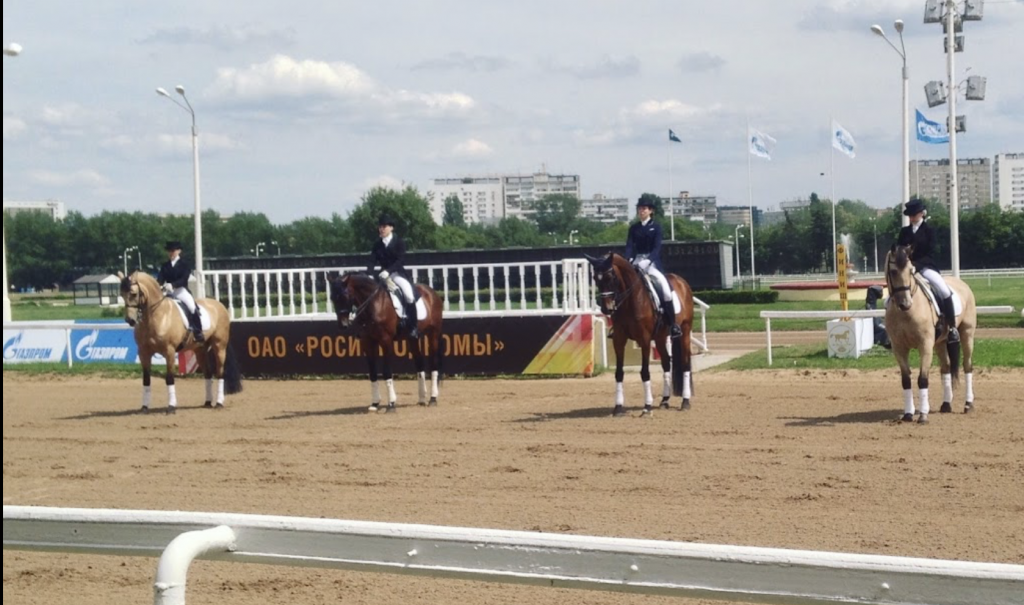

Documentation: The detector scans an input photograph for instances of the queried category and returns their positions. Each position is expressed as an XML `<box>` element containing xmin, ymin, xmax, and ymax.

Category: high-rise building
<box><xmin>668</xmin><ymin>192</ymin><xmax>717</xmax><ymax>225</ymax></box>
<box><xmin>2</xmin><ymin>199</ymin><xmax>67</xmax><ymax>221</ymax></box>
<box><xmin>580</xmin><ymin>194</ymin><xmax>630</xmax><ymax>224</ymax></box>
<box><xmin>910</xmin><ymin>158</ymin><xmax>992</xmax><ymax>210</ymax></box>
<box><xmin>993</xmin><ymin>152</ymin><xmax>1024</xmax><ymax>212</ymax></box>
<box><xmin>427</xmin><ymin>172</ymin><xmax>581</xmax><ymax>225</ymax></box>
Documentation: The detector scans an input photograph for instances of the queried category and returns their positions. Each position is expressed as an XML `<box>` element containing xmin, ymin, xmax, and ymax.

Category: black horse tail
<box><xmin>223</xmin><ymin>344</ymin><xmax>244</xmax><ymax>395</ymax></box>
<box><xmin>436</xmin><ymin>329</ymin><xmax>446</xmax><ymax>385</ymax></box>
<box><xmin>671</xmin><ymin>331</ymin><xmax>684</xmax><ymax>397</ymax></box>
<box><xmin>947</xmin><ymin>337</ymin><xmax>961</xmax><ymax>388</ymax></box>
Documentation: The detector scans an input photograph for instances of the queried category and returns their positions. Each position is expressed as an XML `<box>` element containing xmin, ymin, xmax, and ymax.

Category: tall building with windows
<box><xmin>580</xmin><ymin>194</ymin><xmax>630</xmax><ymax>224</ymax></box>
<box><xmin>427</xmin><ymin>172</ymin><xmax>581</xmax><ymax>225</ymax></box>
<box><xmin>993</xmin><ymin>152</ymin><xmax>1024</xmax><ymax>212</ymax></box>
<box><xmin>910</xmin><ymin>158</ymin><xmax>992</xmax><ymax>210</ymax></box>
<box><xmin>2</xmin><ymin>199</ymin><xmax>67</xmax><ymax>220</ymax></box>
<box><xmin>668</xmin><ymin>192</ymin><xmax>717</xmax><ymax>225</ymax></box>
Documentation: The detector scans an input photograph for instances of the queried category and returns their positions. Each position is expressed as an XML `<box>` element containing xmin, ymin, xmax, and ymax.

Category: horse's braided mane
<box><xmin>894</xmin><ymin>247</ymin><xmax>910</xmax><ymax>270</ymax></box>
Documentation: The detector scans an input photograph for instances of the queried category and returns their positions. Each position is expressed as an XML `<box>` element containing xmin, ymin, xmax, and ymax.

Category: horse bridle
<box><xmin>886</xmin><ymin>255</ymin><xmax>919</xmax><ymax>309</ymax></box>
<box><xmin>595</xmin><ymin>265</ymin><xmax>636</xmax><ymax>316</ymax></box>
<box><xmin>124</xmin><ymin>280</ymin><xmax>163</xmax><ymax>324</ymax></box>
<box><xmin>338</xmin><ymin>278</ymin><xmax>384</xmax><ymax>325</ymax></box>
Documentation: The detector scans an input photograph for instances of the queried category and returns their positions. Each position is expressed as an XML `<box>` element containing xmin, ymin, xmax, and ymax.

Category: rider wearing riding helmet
<box><xmin>157</xmin><ymin>240</ymin><xmax>204</xmax><ymax>343</ymax></box>
<box><xmin>368</xmin><ymin>214</ymin><xmax>419</xmax><ymax>338</ymax></box>
<box><xmin>625</xmin><ymin>197</ymin><xmax>680</xmax><ymax>336</ymax></box>
<box><xmin>897</xmin><ymin>197</ymin><xmax>959</xmax><ymax>343</ymax></box>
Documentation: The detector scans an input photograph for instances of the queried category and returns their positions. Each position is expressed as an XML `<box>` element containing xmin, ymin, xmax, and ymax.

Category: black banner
<box><xmin>230</xmin><ymin>316</ymin><xmax>577</xmax><ymax>377</ymax></box>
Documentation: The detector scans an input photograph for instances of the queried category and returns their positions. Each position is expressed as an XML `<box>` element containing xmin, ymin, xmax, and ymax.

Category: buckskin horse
<box><xmin>119</xmin><ymin>271</ymin><xmax>242</xmax><ymax>414</ymax></box>
<box><xmin>586</xmin><ymin>252</ymin><xmax>695</xmax><ymax>417</ymax></box>
<box><xmin>330</xmin><ymin>272</ymin><xmax>444</xmax><ymax>413</ymax></box>
<box><xmin>884</xmin><ymin>245</ymin><xmax>977</xmax><ymax>423</ymax></box>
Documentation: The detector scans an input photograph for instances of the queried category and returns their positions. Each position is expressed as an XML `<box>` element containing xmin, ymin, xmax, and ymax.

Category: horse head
<box><xmin>119</xmin><ymin>272</ymin><xmax>143</xmax><ymax>327</ymax></box>
<box><xmin>886</xmin><ymin>244</ymin><xmax>916</xmax><ymax>312</ymax></box>
<box><xmin>329</xmin><ymin>272</ymin><xmax>380</xmax><ymax>329</ymax></box>
<box><xmin>586</xmin><ymin>253</ymin><xmax>633</xmax><ymax>316</ymax></box>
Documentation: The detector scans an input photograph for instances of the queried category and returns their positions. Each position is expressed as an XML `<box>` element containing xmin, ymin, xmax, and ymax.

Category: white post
<box><xmin>154</xmin><ymin>525</ymin><xmax>236</xmax><ymax>605</ymax></box>
<box><xmin>901</xmin><ymin>54</ymin><xmax>911</xmax><ymax>227</ymax></box>
<box><xmin>668</xmin><ymin>139</ymin><xmax>675</xmax><ymax>241</ymax></box>
<box><xmin>190</xmin><ymin>122</ymin><xmax>205</xmax><ymax>298</ymax></box>
<box><xmin>2</xmin><ymin>43</ymin><xmax>21</xmax><ymax>324</ymax></box>
<box><xmin>746</xmin><ymin>125</ymin><xmax>757</xmax><ymax>288</ymax></box>
<box><xmin>945</xmin><ymin>0</ymin><xmax>960</xmax><ymax>278</ymax></box>
<box><xmin>830</xmin><ymin>117</ymin><xmax>838</xmax><ymax>279</ymax></box>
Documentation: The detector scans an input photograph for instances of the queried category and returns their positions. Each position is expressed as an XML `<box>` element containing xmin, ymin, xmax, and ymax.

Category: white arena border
<box><xmin>5</xmin><ymin>506</ymin><xmax>1022</xmax><ymax>605</ymax></box>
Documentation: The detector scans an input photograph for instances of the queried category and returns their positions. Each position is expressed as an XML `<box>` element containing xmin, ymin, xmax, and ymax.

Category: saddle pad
<box><xmin>642</xmin><ymin>274</ymin><xmax>681</xmax><ymax>313</ymax></box>
<box><xmin>174</xmin><ymin>301</ymin><xmax>212</xmax><ymax>331</ymax></box>
<box><xmin>885</xmin><ymin>279</ymin><xmax>962</xmax><ymax>316</ymax></box>
<box><xmin>388</xmin><ymin>291</ymin><xmax>427</xmax><ymax>321</ymax></box>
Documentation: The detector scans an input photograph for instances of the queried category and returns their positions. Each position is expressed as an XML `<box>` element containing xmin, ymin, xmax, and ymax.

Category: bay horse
<box><xmin>330</xmin><ymin>272</ymin><xmax>444</xmax><ymax>413</ymax></box>
<box><xmin>585</xmin><ymin>253</ymin><xmax>695</xmax><ymax>417</ymax></box>
<box><xmin>884</xmin><ymin>245</ymin><xmax>977</xmax><ymax>423</ymax></box>
<box><xmin>119</xmin><ymin>271</ymin><xmax>242</xmax><ymax>414</ymax></box>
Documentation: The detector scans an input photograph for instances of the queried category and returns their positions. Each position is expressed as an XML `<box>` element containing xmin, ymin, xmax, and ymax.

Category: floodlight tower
<box><xmin>923</xmin><ymin>0</ymin><xmax>986</xmax><ymax>278</ymax></box>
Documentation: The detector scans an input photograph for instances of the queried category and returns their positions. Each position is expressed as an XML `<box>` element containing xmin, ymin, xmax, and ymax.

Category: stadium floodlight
<box><xmin>946</xmin><ymin>115</ymin><xmax>966</xmax><ymax>133</ymax></box>
<box><xmin>963</xmin><ymin>0</ymin><xmax>984</xmax><ymax>21</ymax></box>
<box><xmin>923</xmin><ymin>0</ymin><xmax>943</xmax><ymax>23</ymax></box>
<box><xmin>965</xmin><ymin>75</ymin><xmax>987</xmax><ymax>100</ymax></box>
<box><xmin>944</xmin><ymin>34</ymin><xmax>965</xmax><ymax>53</ymax></box>
<box><xmin>942</xmin><ymin>15</ymin><xmax>963</xmax><ymax>33</ymax></box>
<box><xmin>924</xmin><ymin>81</ymin><xmax>947</xmax><ymax>107</ymax></box>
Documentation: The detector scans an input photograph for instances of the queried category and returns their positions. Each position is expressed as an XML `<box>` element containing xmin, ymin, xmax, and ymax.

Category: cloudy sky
<box><xmin>3</xmin><ymin>0</ymin><xmax>1022</xmax><ymax>223</ymax></box>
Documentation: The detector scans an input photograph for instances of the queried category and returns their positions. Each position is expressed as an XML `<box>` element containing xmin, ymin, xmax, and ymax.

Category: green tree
<box><xmin>5</xmin><ymin>211</ymin><xmax>72</xmax><ymax>289</ymax></box>
<box><xmin>531</xmin><ymin>193</ymin><xmax>583</xmax><ymax>235</ymax></box>
<box><xmin>442</xmin><ymin>194</ymin><xmax>467</xmax><ymax>228</ymax></box>
<box><xmin>348</xmin><ymin>186</ymin><xmax>438</xmax><ymax>251</ymax></box>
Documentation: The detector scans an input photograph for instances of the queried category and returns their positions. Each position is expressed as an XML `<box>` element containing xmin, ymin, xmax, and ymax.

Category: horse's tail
<box><xmin>223</xmin><ymin>344</ymin><xmax>244</xmax><ymax>395</ymax></box>
<box><xmin>947</xmin><ymin>337</ymin><xmax>961</xmax><ymax>388</ymax></box>
<box><xmin>671</xmin><ymin>332</ymin><xmax>684</xmax><ymax>397</ymax></box>
<box><xmin>436</xmin><ymin>326</ymin><xmax>446</xmax><ymax>385</ymax></box>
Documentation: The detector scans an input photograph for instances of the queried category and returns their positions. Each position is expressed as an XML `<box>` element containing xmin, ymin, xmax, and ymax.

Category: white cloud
<box><xmin>451</xmin><ymin>139</ymin><xmax>494</xmax><ymax>159</ymax></box>
<box><xmin>28</xmin><ymin>169</ymin><xmax>111</xmax><ymax>189</ymax></box>
<box><xmin>155</xmin><ymin>132</ymin><xmax>245</xmax><ymax>153</ymax></box>
<box><xmin>3</xmin><ymin>117</ymin><xmax>26</xmax><ymax>140</ymax></box>
<box><xmin>360</xmin><ymin>175</ymin><xmax>406</xmax><ymax>193</ymax></box>
<box><xmin>210</xmin><ymin>55</ymin><xmax>376</xmax><ymax>101</ymax></box>
<box><xmin>622</xmin><ymin>100</ymin><xmax>717</xmax><ymax>123</ymax></box>
<box><xmin>139</xmin><ymin>25</ymin><xmax>296</xmax><ymax>50</ymax></box>
<box><xmin>542</xmin><ymin>55</ymin><xmax>641</xmax><ymax>80</ymax></box>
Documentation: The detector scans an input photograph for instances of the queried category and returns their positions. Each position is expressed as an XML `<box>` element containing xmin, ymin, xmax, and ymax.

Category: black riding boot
<box><xmin>405</xmin><ymin>302</ymin><xmax>420</xmax><ymax>339</ymax></box>
<box><xmin>662</xmin><ymin>300</ymin><xmax>681</xmax><ymax>337</ymax></box>
<box><xmin>941</xmin><ymin>295</ymin><xmax>959</xmax><ymax>344</ymax></box>
<box><xmin>191</xmin><ymin>311</ymin><xmax>205</xmax><ymax>343</ymax></box>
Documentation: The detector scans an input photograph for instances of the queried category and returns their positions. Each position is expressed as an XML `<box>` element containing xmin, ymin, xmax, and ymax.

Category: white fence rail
<box><xmin>759</xmin><ymin>307</ymin><xmax>1017</xmax><ymax>365</ymax></box>
<box><xmin>5</xmin><ymin>506</ymin><xmax>1022</xmax><ymax>605</ymax></box>
<box><xmin>756</xmin><ymin>268</ymin><xmax>1023</xmax><ymax>286</ymax></box>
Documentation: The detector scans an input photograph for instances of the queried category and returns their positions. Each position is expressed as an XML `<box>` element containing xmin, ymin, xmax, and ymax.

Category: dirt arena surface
<box><xmin>4</xmin><ymin>368</ymin><xmax>1023</xmax><ymax>604</ymax></box>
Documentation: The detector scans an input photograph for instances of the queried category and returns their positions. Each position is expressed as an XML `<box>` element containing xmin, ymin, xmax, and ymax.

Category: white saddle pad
<box><xmin>174</xmin><ymin>302</ymin><xmax>211</xmax><ymax>331</ymax></box>
<box><xmin>388</xmin><ymin>291</ymin><xmax>427</xmax><ymax>321</ymax></box>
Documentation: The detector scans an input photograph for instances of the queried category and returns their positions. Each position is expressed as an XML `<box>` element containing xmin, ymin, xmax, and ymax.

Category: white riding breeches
<box><xmin>389</xmin><ymin>274</ymin><xmax>416</xmax><ymax>304</ymax></box>
<box><xmin>918</xmin><ymin>268</ymin><xmax>952</xmax><ymax>299</ymax></box>
<box><xmin>634</xmin><ymin>259</ymin><xmax>673</xmax><ymax>302</ymax></box>
<box><xmin>171</xmin><ymin>288</ymin><xmax>197</xmax><ymax>314</ymax></box>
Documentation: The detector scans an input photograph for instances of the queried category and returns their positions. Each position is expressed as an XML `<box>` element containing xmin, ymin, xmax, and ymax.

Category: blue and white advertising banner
<box><xmin>69</xmin><ymin>329</ymin><xmax>139</xmax><ymax>364</ymax></box>
<box><xmin>3</xmin><ymin>321</ymin><xmax>143</xmax><ymax>365</ymax></box>
<box><xmin>3</xmin><ymin>330</ymin><xmax>67</xmax><ymax>363</ymax></box>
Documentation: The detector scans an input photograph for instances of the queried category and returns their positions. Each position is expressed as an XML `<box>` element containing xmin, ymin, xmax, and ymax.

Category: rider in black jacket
<box><xmin>157</xmin><ymin>241</ymin><xmax>204</xmax><ymax>343</ymax></box>
<box><xmin>368</xmin><ymin>214</ymin><xmax>419</xmax><ymax>338</ymax></box>
<box><xmin>625</xmin><ymin>197</ymin><xmax>679</xmax><ymax>336</ymax></box>
<box><xmin>897</xmin><ymin>198</ymin><xmax>958</xmax><ymax>343</ymax></box>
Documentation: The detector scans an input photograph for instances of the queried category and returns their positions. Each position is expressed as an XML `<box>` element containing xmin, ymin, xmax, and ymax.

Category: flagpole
<box><xmin>668</xmin><ymin>134</ymin><xmax>675</xmax><ymax>240</ymax></box>
<box><xmin>914</xmin><ymin>134</ymin><xmax>920</xmax><ymax>198</ymax></box>
<box><xmin>830</xmin><ymin>117</ymin><xmax>838</xmax><ymax>280</ymax></box>
<box><xmin>746</xmin><ymin>121</ymin><xmax>756</xmax><ymax>288</ymax></box>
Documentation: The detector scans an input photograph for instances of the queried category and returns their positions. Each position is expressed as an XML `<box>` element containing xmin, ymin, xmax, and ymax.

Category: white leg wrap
<box><xmin>371</xmin><ymin>382</ymin><xmax>381</xmax><ymax>405</ymax></box>
<box><xmin>919</xmin><ymin>388</ymin><xmax>930</xmax><ymax>416</ymax></box>
<box><xmin>217</xmin><ymin>379</ymin><xmax>225</xmax><ymax>405</ymax></box>
<box><xmin>431</xmin><ymin>371</ymin><xmax>439</xmax><ymax>398</ymax></box>
<box><xmin>965</xmin><ymin>373</ymin><xmax>974</xmax><ymax>403</ymax></box>
<box><xmin>683</xmin><ymin>371</ymin><xmax>692</xmax><ymax>399</ymax></box>
<box><xmin>167</xmin><ymin>384</ymin><xmax>177</xmax><ymax>409</ymax></box>
<box><xmin>418</xmin><ymin>372</ymin><xmax>427</xmax><ymax>403</ymax></box>
<box><xmin>903</xmin><ymin>389</ymin><xmax>914</xmax><ymax>415</ymax></box>
<box><xmin>142</xmin><ymin>385</ymin><xmax>152</xmax><ymax>409</ymax></box>
<box><xmin>662</xmin><ymin>372</ymin><xmax>672</xmax><ymax>398</ymax></box>
<box><xmin>206</xmin><ymin>379</ymin><xmax>214</xmax><ymax>403</ymax></box>
<box><xmin>942</xmin><ymin>373</ymin><xmax>953</xmax><ymax>403</ymax></box>
<box><xmin>386</xmin><ymin>378</ymin><xmax>397</xmax><ymax>404</ymax></box>
<box><xmin>615</xmin><ymin>382</ymin><xmax>624</xmax><ymax>407</ymax></box>
<box><xmin>643</xmin><ymin>380</ymin><xmax>653</xmax><ymax>406</ymax></box>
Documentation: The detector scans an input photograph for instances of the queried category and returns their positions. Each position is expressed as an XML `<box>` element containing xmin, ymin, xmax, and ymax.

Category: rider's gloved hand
<box><xmin>162</xmin><ymin>283</ymin><xmax>173</xmax><ymax>294</ymax></box>
<box><xmin>379</xmin><ymin>270</ymin><xmax>390</xmax><ymax>280</ymax></box>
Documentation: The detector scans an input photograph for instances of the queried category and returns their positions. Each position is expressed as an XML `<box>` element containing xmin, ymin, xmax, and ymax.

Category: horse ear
<box><xmin>889</xmin><ymin>244</ymin><xmax>897</xmax><ymax>254</ymax></box>
<box><xmin>116</xmin><ymin>271</ymin><xmax>125</xmax><ymax>280</ymax></box>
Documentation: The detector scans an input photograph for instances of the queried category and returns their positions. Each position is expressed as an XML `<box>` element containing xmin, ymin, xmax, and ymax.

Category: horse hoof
<box><xmin>900</xmin><ymin>413</ymin><xmax>914</xmax><ymax>423</ymax></box>
<box><xmin>368</xmin><ymin>404</ymin><xmax>381</xmax><ymax>413</ymax></box>
<box><xmin>204</xmin><ymin>401</ymin><xmax>213</xmax><ymax>408</ymax></box>
<box><xmin>940</xmin><ymin>402</ymin><xmax>953</xmax><ymax>414</ymax></box>
<box><xmin>166</xmin><ymin>407</ymin><xmax>177</xmax><ymax>416</ymax></box>
<box><xmin>215</xmin><ymin>403</ymin><xmax>224</xmax><ymax>410</ymax></box>
<box><xmin>659</xmin><ymin>397</ymin><xmax>671</xmax><ymax>409</ymax></box>
<box><xmin>964</xmin><ymin>402</ymin><xmax>974</xmax><ymax>413</ymax></box>
<box><xmin>428</xmin><ymin>398</ymin><xmax>438</xmax><ymax>407</ymax></box>
<box><xmin>385</xmin><ymin>405</ymin><xmax>397</xmax><ymax>414</ymax></box>
<box><xmin>612</xmin><ymin>406</ymin><xmax>627</xmax><ymax>417</ymax></box>
<box><xmin>641</xmin><ymin>406</ymin><xmax>654</xmax><ymax>418</ymax></box>
<box><xmin>917</xmin><ymin>414</ymin><xmax>929</xmax><ymax>424</ymax></box>
<box><xmin>417</xmin><ymin>401</ymin><xmax>428</xmax><ymax>407</ymax></box>
<box><xmin>681</xmin><ymin>399</ymin><xmax>691</xmax><ymax>411</ymax></box>
<box><xmin>140</xmin><ymin>407</ymin><xmax>150</xmax><ymax>415</ymax></box>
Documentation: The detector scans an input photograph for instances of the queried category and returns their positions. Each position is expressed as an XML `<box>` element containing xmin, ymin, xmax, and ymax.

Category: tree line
<box><xmin>5</xmin><ymin>186</ymin><xmax>1021</xmax><ymax>290</ymax></box>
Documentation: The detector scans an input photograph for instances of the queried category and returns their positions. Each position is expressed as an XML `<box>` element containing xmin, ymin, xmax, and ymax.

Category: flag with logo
<box><xmin>915</xmin><ymin>109</ymin><xmax>949</xmax><ymax>144</ymax></box>
<box><xmin>832</xmin><ymin>120</ymin><xmax>856</xmax><ymax>158</ymax></box>
<box><xmin>748</xmin><ymin>127</ymin><xmax>775</xmax><ymax>160</ymax></box>
<box><xmin>669</xmin><ymin>129</ymin><xmax>681</xmax><ymax>143</ymax></box>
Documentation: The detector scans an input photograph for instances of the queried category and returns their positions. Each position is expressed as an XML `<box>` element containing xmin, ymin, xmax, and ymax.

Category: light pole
<box><xmin>568</xmin><ymin>229</ymin><xmax>579</xmax><ymax>246</ymax></box>
<box><xmin>872</xmin><ymin>218</ymin><xmax>879</xmax><ymax>273</ymax></box>
<box><xmin>156</xmin><ymin>85</ymin><xmax>205</xmax><ymax>298</ymax></box>
<box><xmin>254</xmin><ymin>242</ymin><xmax>266</xmax><ymax>258</ymax></box>
<box><xmin>3</xmin><ymin>42</ymin><xmax>22</xmax><ymax>323</ymax></box>
<box><xmin>122</xmin><ymin>246</ymin><xmax>140</xmax><ymax>275</ymax></box>
<box><xmin>271</xmin><ymin>240</ymin><xmax>281</xmax><ymax>256</ymax></box>
<box><xmin>733</xmin><ymin>225</ymin><xmax>745</xmax><ymax>280</ymax></box>
<box><xmin>871</xmin><ymin>19</ymin><xmax>910</xmax><ymax>227</ymax></box>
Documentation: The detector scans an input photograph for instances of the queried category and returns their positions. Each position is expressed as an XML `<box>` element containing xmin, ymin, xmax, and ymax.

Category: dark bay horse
<box><xmin>330</xmin><ymin>272</ymin><xmax>444</xmax><ymax>413</ymax></box>
<box><xmin>586</xmin><ymin>253</ymin><xmax>695</xmax><ymax>417</ymax></box>
<box><xmin>119</xmin><ymin>271</ymin><xmax>242</xmax><ymax>414</ymax></box>
<box><xmin>885</xmin><ymin>245</ymin><xmax>977</xmax><ymax>423</ymax></box>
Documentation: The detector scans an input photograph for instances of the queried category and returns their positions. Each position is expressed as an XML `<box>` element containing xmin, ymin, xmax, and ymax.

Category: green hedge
<box><xmin>694</xmin><ymin>290</ymin><xmax>779</xmax><ymax>304</ymax></box>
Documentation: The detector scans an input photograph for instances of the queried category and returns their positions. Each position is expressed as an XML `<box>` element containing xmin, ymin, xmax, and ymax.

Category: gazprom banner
<box><xmin>3</xmin><ymin>320</ymin><xmax>140</xmax><ymax>365</ymax></box>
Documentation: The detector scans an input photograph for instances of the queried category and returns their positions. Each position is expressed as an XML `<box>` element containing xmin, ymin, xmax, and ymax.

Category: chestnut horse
<box><xmin>330</xmin><ymin>272</ymin><xmax>444</xmax><ymax>413</ymax></box>
<box><xmin>884</xmin><ymin>245</ymin><xmax>977</xmax><ymax>423</ymax></box>
<box><xmin>119</xmin><ymin>271</ymin><xmax>242</xmax><ymax>414</ymax></box>
<box><xmin>586</xmin><ymin>253</ymin><xmax>695</xmax><ymax>417</ymax></box>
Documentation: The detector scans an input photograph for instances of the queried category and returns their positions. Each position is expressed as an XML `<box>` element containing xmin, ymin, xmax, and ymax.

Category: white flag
<box><xmin>832</xmin><ymin>120</ymin><xmax>856</xmax><ymax>159</ymax></box>
<box><xmin>748</xmin><ymin>127</ymin><xmax>776</xmax><ymax>160</ymax></box>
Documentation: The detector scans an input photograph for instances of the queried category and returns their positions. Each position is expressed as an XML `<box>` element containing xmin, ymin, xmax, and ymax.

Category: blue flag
<box><xmin>832</xmin><ymin>120</ymin><xmax>856</xmax><ymax>159</ymax></box>
<box><xmin>748</xmin><ymin>127</ymin><xmax>775</xmax><ymax>160</ymax></box>
<box><xmin>916</xmin><ymin>109</ymin><xmax>949</xmax><ymax>144</ymax></box>
<box><xmin>669</xmin><ymin>129</ymin><xmax>681</xmax><ymax>143</ymax></box>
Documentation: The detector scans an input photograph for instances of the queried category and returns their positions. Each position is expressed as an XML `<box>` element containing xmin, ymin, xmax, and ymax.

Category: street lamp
<box><xmin>872</xmin><ymin>218</ymin><xmax>879</xmax><ymax>273</ymax></box>
<box><xmin>254</xmin><ymin>242</ymin><xmax>266</xmax><ymax>258</ymax></box>
<box><xmin>3</xmin><ymin>42</ymin><xmax>22</xmax><ymax>323</ymax></box>
<box><xmin>733</xmin><ymin>225</ymin><xmax>745</xmax><ymax>280</ymax></box>
<box><xmin>871</xmin><ymin>19</ymin><xmax>911</xmax><ymax>228</ymax></box>
<box><xmin>156</xmin><ymin>84</ymin><xmax>205</xmax><ymax>298</ymax></box>
<box><xmin>568</xmin><ymin>229</ymin><xmax>580</xmax><ymax>246</ymax></box>
<box><xmin>271</xmin><ymin>240</ymin><xmax>281</xmax><ymax>256</ymax></box>
<box><xmin>122</xmin><ymin>246</ymin><xmax>140</xmax><ymax>276</ymax></box>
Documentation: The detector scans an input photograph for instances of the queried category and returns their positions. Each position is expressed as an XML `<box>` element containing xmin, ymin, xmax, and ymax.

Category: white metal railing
<box><xmin>759</xmin><ymin>306</ymin><xmax>1017</xmax><ymax>365</ymax></box>
<box><xmin>5</xmin><ymin>506</ymin><xmax>1021</xmax><ymax>605</ymax></box>
<box><xmin>756</xmin><ymin>268</ymin><xmax>1023</xmax><ymax>286</ymax></box>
